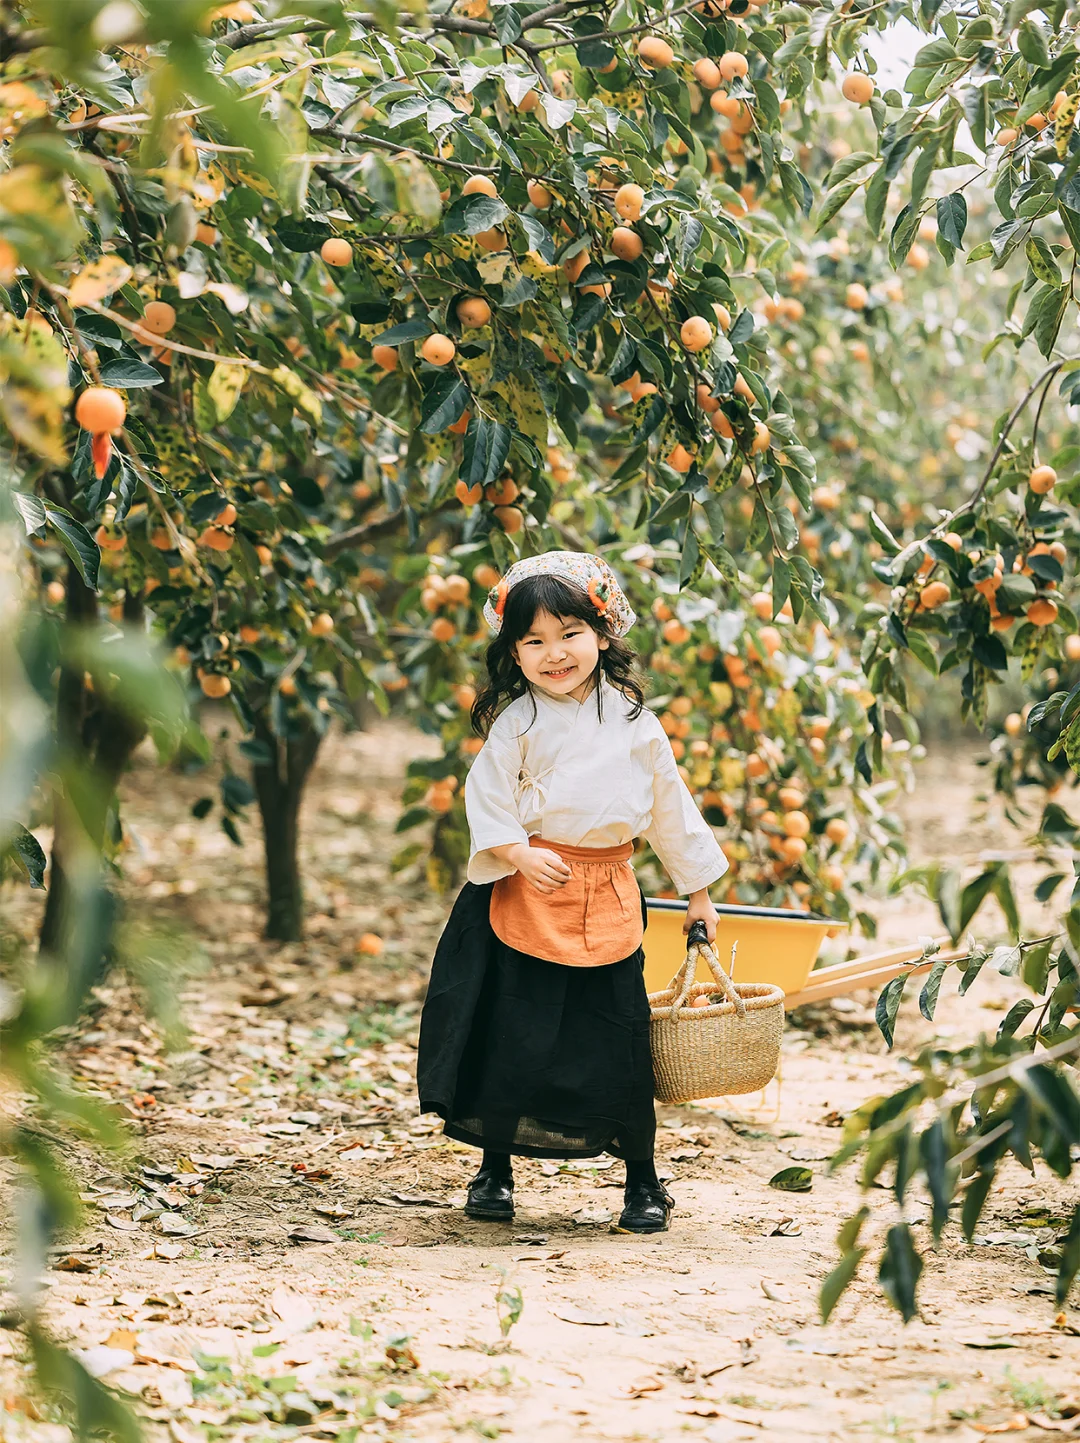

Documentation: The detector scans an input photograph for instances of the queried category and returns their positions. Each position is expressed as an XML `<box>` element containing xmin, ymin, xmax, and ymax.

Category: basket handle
<box><xmin>665</xmin><ymin>921</ymin><xmax>746</xmax><ymax>1021</ymax></box>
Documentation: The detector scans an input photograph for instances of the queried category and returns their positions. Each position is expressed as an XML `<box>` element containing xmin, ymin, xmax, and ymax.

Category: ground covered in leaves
<box><xmin>2</xmin><ymin>722</ymin><xmax>1079</xmax><ymax>1442</ymax></box>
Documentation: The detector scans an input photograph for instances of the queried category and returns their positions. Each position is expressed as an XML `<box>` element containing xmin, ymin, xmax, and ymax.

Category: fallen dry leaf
<box><xmin>760</xmin><ymin>1279</ymin><xmax>792</xmax><ymax>1303</ymax></box>
<box><xmin>105</xmin><ymin>1214</ymin><xmax>141</xmax><ymax>1232</ymax></box>
<box><xmin>2</xmin><ymin>1395</ymin><xmax>43</xmax><ymax>1421</ymax></box>
<box><xmin>623</xmin><ymin>1375</ymin><xmax>664</xmax><ymax>1398</ymax></box>
<box><xmin>73</xmin><ymin>1345</ymin><xmax>135</xmax><ymax>1379</ymax></box>
<box><xmin>151</xmin><ymin>1241</ymin><xmax>184</xmax><ymax>1261</ymax></box>
<box><xmin>551</xmin><ymin>1306</ymin><xmax>610</xmax><ymax>1327</ymax></box>
<box><xmin>769</xmin><ymin>1217</ymin><xmax>802</xmax><ymax>1237</ymax></box>
<box><xmin>288</xmin><ymin>1222</ymin><xmax>339</xmax><ymax>1244</ymax></box>
<box><xmin>158</xmin><ymin>1214</ymin><xmax>195</xmax><ymax>1237</ymax></box>
<box><xmin>973</xmin><ymin>1416</ymin><xmax>1032</xmax><ymax>1435</ymax></box>
<box><xmin>373</xmin><ymin>1192</ymin><xmax>452</xmax><ymax>1209</ymax></box>
<box><xmin>270</xmin><ymin>1286</ymin><xmax>317</xmax><ymax>1334</ymax></box>
<box><xmin>53</xmin><ymin>1255</ymin><xmax>94</xmax><ymax>1273</ymax></box>
<box><xmin>104</xmin><ymin>1330</ymin><xmax>138</xmax><ymax>1352</ymax></box>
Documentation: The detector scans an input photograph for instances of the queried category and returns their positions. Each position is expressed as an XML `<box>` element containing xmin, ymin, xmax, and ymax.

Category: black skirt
<box><xmin>416</xmin><ymin>881</ymin><xmax>656</xmax><ymax>1160</ymax></box>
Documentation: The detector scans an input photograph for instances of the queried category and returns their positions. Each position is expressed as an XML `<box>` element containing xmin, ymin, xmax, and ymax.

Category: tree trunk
<box><xmin>39</xmin><ymin>561</ymin><xmax>97</xmax><ymax>956</ymax></box>
<box><xmin>39</xmin><ymin>579</ymin><xmax>147</xmax><ymax>955</ymax></box>
<box><xmin>251</xmin><ymin>714</ymin><xmax>322</xmax><ymax>942</ymax></box>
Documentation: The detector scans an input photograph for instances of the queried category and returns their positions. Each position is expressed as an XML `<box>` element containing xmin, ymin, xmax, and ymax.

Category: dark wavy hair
<box><xmin>471</xmin><ymin>574</ymin><xmax>645</xmax><ymax>737</ymax></box>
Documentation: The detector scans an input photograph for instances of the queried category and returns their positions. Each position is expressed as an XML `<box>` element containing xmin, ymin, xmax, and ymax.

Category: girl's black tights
<box><xmin>625</xmin><ymin>1157</ymin><xmax>659</xmax><ymax>1188</ymax></box>
<box><xmin>478</xmin><ymin>1152</ymin><xmax>658</xmax><ymax>1186</ymax></box>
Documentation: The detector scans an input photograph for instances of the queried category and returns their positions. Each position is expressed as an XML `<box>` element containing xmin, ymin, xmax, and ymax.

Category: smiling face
<box><xmin>512</xmin><ymin>608</ymin><xmax>609</xmax><ymax>702</ymax></box>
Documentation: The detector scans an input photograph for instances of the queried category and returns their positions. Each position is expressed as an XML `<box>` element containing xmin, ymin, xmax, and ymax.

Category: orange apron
<box><xmin>490</xmin><ymin>837</ymin><xmax>643</xmax><ymax>967</ymax></box>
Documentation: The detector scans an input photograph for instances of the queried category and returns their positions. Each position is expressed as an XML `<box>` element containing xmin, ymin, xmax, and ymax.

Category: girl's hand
<box><xmin>683</xmin><ymin>889</ymin><xmax>718</xmax><ymax>943</ymax></box>
<box><xmin>508</xmin><ymin>843</ymin><xmax>572</xmax><ymax>895</ymax></box>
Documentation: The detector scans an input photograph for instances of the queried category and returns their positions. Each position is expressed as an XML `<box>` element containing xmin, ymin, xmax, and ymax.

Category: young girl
<box><xmin>417</xmin><ymin>551</ymin><xmax>727</xmax><ymax>1233</ymax></box>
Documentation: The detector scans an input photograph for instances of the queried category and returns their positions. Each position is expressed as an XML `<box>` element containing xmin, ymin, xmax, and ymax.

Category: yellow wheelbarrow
<box><xmin>644</xmin><ymin>898</ymin><xmax>966</xmax><ymax>1008</ymax></box>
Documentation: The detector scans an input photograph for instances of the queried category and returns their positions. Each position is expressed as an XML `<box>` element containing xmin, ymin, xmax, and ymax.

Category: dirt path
<box><xmin>2</xmin><ymin>724</ymin><xmax>1079</xmax><ymax>1442</ymax></box>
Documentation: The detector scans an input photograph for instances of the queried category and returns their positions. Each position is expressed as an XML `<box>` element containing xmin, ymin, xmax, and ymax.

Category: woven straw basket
<box><xmin>648</xmin><ymin>921</ymin><xmax>785</xmax><ymax>1104</ymax></box>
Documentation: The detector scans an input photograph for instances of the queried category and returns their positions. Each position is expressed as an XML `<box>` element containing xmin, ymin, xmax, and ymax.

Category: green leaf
<box><xmin>1056</xmin><ymin>1205</ymin><xmax>1080</xmax><ymax>1306</ymax></box>
<box><xmin>772</xmin><ymin>555</ymin><xmax>791</xmax><ymax>614</ymax></box>
<box><xmin>936</xmin><ymin>192</ymin><xmax>967</xmax><ymax>248</ymax></box>
<box><xmin>443</xmin><ymin>193</ymin><xmax>510</xmax><ymax>237</ymax></box>
<box><xmin>997</xmin><ymin>998</ymin><xmax>1035</xmax><ymax>1042</ymax></box>
<box><xmin>395</xmin><ymin>806</ymin><xmax>430</xmax><ymax>833</ymax></box>
<box><xmin>274</xmin><ymin>215</ymin><xmax>332</xmax><ymax>252</ymax></box>
<box><xmin>420</xmin><ymin>374</ymin><xmax>469</xmax><ymax>434</ymax></box>
<box><xmin>1015</xmin><ymin>1064</ymin><xmax>1080</xmax><ymax>1149</ymax></box>
<box><xmin>875</xmin><ymin>972</ymin><xmax>908</xmax><ymax>1048</ymax></box>
<box><xmin>1035</xmin><ymin>286</ymin><xmax>1068</xmax><ymax>358</ymax></box>
<box><xmin>819</xmin><ymin>1246</ymin><xmax>867</xmax><ymax>1323</ymax></box>
<box><xmin>43</xmin><ymin>503</ymin><xmax>100</xmax><ymax>591</ymax></box>
<box><xmin>957</xmin><ymin>867</ymin><xmax>1000</xmax><ymax>935</ymax></box>
<box><xmin>961</xmin><ymin>1172</ymin><xmax>994</xmax><ymax>1243</ymax></box>
<box><xmin>649</xmin><ymin>488</ymin><xmax>691</xmax><ymax>528</ymax></box>
<box><xmin>29</xmin><ymin>1326</ymin><xmax>141</xmax><ymax>1443</ymax></box>
<box><xmin>889</xmin><ymin>204</ymin><xmax>920</xmax><ymax>269</ymax></box>
<box><xmin>909</xmin><ymin>142</ymin><xmax>938</xmax><ymax>213</ymax></box>
<box><xmin>868</xmin><ymin>511</ymin><xmax>901</xmax><ymax>554</ymax></box>
<box><xmin>373</xmin><ymin>319</ymin><xmax>431</xmax><ymax>345</ymax></box>
<box><xmin>918</xmin><ymin>957</ymin><xmax>951</xmax><ymax>1020</ymax></box>
<box><xmin>12</xmin><ymin>490</ymin><xmax>46</xmax><ymax>533</ymax></box>
<box><xmin>1026</xmin><ymin>235</ymin><xmax>1063</xmax><ymax>286</ymax></box>
<box><xmin>97</xmin><ymin>358</ymin><xmax>164</xmax><ymax>389</ymax></box>
<box><xmin>1017</xmin><ymin>17</ymin><xmax>1052</xmax><ymax>68</ymax></box>
<box><xmin>864</xmin><ymin>166</ymin><xmax>889</xmax><ymax>237</ymax></box>
<box><xmin>480</xmin><ymin>420</ymin><xmax>511</xmax><ymax>486</ymax></box>
<box><xmin>991</xmin><ymin>868</ymin><xmax>1021</xmax><ymax>941</ymax></box>
<box><xmin>769</xmin><ymin>1166</ymin><xmax>813</xmax><ymax>1192</ymax></box>
<box><xmin>878</xmin><ymin>1223</ymin><xmax>923</xmax><ymax>1323</ymax></box>
<box><xmin>6</xmin><ymin>823</ymin><xmax>47</xmax><ymax>888</ymax></box>
<box><xmin>920</xmin><ymin>1120</ymin><xmax>952</xmax><ymax>1242</ymax></box>
<box><xmin>679</xmin><ymin>522</ymin><xmax>702</xmax><ymax>589</ymax></box>
<box><xmin>824</xmin><ymin>150</ymin><xmax>876</xmax><ymax>187</ymax></box>
<box><xmin>816</xmin><ymin>181</ymin><xmax>858</xmax><ymax>231</ymax></box>
<box><xmin>907</xmin><ymin>630</ymin><xmax>938</xmax><ymax>675</ymax></box>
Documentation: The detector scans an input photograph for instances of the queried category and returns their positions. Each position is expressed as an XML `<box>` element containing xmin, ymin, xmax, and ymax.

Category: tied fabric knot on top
<box><xmin>482</xmin><ymin>551</ymin><xmax>636</xmax><ymax>638</ymax></box>
<box><xmin>514</xmin><ymin>763</ymin><xmax>554</xmax><ymax>815</ymax></box>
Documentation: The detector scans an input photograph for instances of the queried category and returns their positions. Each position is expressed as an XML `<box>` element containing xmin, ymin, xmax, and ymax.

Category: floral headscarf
<box><xmin>482</xmin><ymin>550</ymin><xmax>636</xmax><ymax>638</ymax></box>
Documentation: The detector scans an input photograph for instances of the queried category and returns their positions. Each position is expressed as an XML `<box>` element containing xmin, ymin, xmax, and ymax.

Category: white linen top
<box><xmin>464</xmin><ymin>676</ymin><xmax>729</xmax><ymax>896</ymax></box>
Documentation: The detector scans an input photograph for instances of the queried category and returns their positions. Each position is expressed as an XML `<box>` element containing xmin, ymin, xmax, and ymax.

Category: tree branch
<box><xmin>312</xmin><ymin>126</ymin><xmax>497</xmax><ymax>175</ymax></box>
<box><xmin>530</xmin><ymin>0</ymin><xmax>705</xmax><ymax>52</ymax></box>
<box><xmin>312</xmin><ymin>162</ymin><xmax>371</xmax><ymax>218</ymax></box>
<box><xmin>324</xmin><ymin>510</ymin><xmax>417</xmax><ymax>557</ymax></box>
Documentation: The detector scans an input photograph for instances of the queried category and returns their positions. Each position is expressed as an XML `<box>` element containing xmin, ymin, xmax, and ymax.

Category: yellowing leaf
<box><xmin>193</xmin><ymin>162</ymin><xmax>226</xmax><ymax>209</ymax></box>
<box><xmin>270</xmin><ymin>364</ymin><xmax>322</xmax><ymax>424</ymax></box>
<box><xmin>477</xmin><ymin>251</ymin><xmax>513</xmax><ymax>284</ymax></box>
<box><xmin>204</xmin><ymin>281</ymin><xmax>249</xmax><ymax>314</ymax></box>
<box><xmin>1055</xmin><ymin>93</ymin><xmax>1079</xmax><ymax>159</ymax></box>
<box><xmin>208</xmin><ymin>362</ymin><xmax>247</xmax><ymax>423</ymax></box>
<box><xmin>68</xmin><ymin>255</ymin><xmax>133</xmax><ymax>307</ymax></box>
<box><xmin>235</xmin><ymin>164</ymin><xmax>276</xmax><ymax>198</ymax></box>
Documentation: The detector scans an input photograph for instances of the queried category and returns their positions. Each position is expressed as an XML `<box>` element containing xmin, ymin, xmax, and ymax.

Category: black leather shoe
<box><xmin>464</xmin><ymin>1170</ymin><xmax>514</xmax><ymax>1221</ymax></box>
<box><xmin>616</xmin><ymin>1181</ymin><xmax>674</xmax><ymax>1234</ymax></box>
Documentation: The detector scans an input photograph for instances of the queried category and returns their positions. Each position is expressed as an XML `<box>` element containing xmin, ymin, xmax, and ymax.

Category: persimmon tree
<box><xmin>4</xmin><ymin>0</ymin><xmax>1080</xmax><ymax>1322</ymax></box>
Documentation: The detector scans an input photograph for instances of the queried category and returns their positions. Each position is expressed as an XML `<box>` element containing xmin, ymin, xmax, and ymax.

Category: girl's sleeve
<box><xmin>643</xmin><ymin>722</ymin><xmax>729</xmax><ymax>896</ymax></box>
<box><xmin>464</xmin><ymin>717</ymin><xmax>530</xmax><ymax>884</ymax></box>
